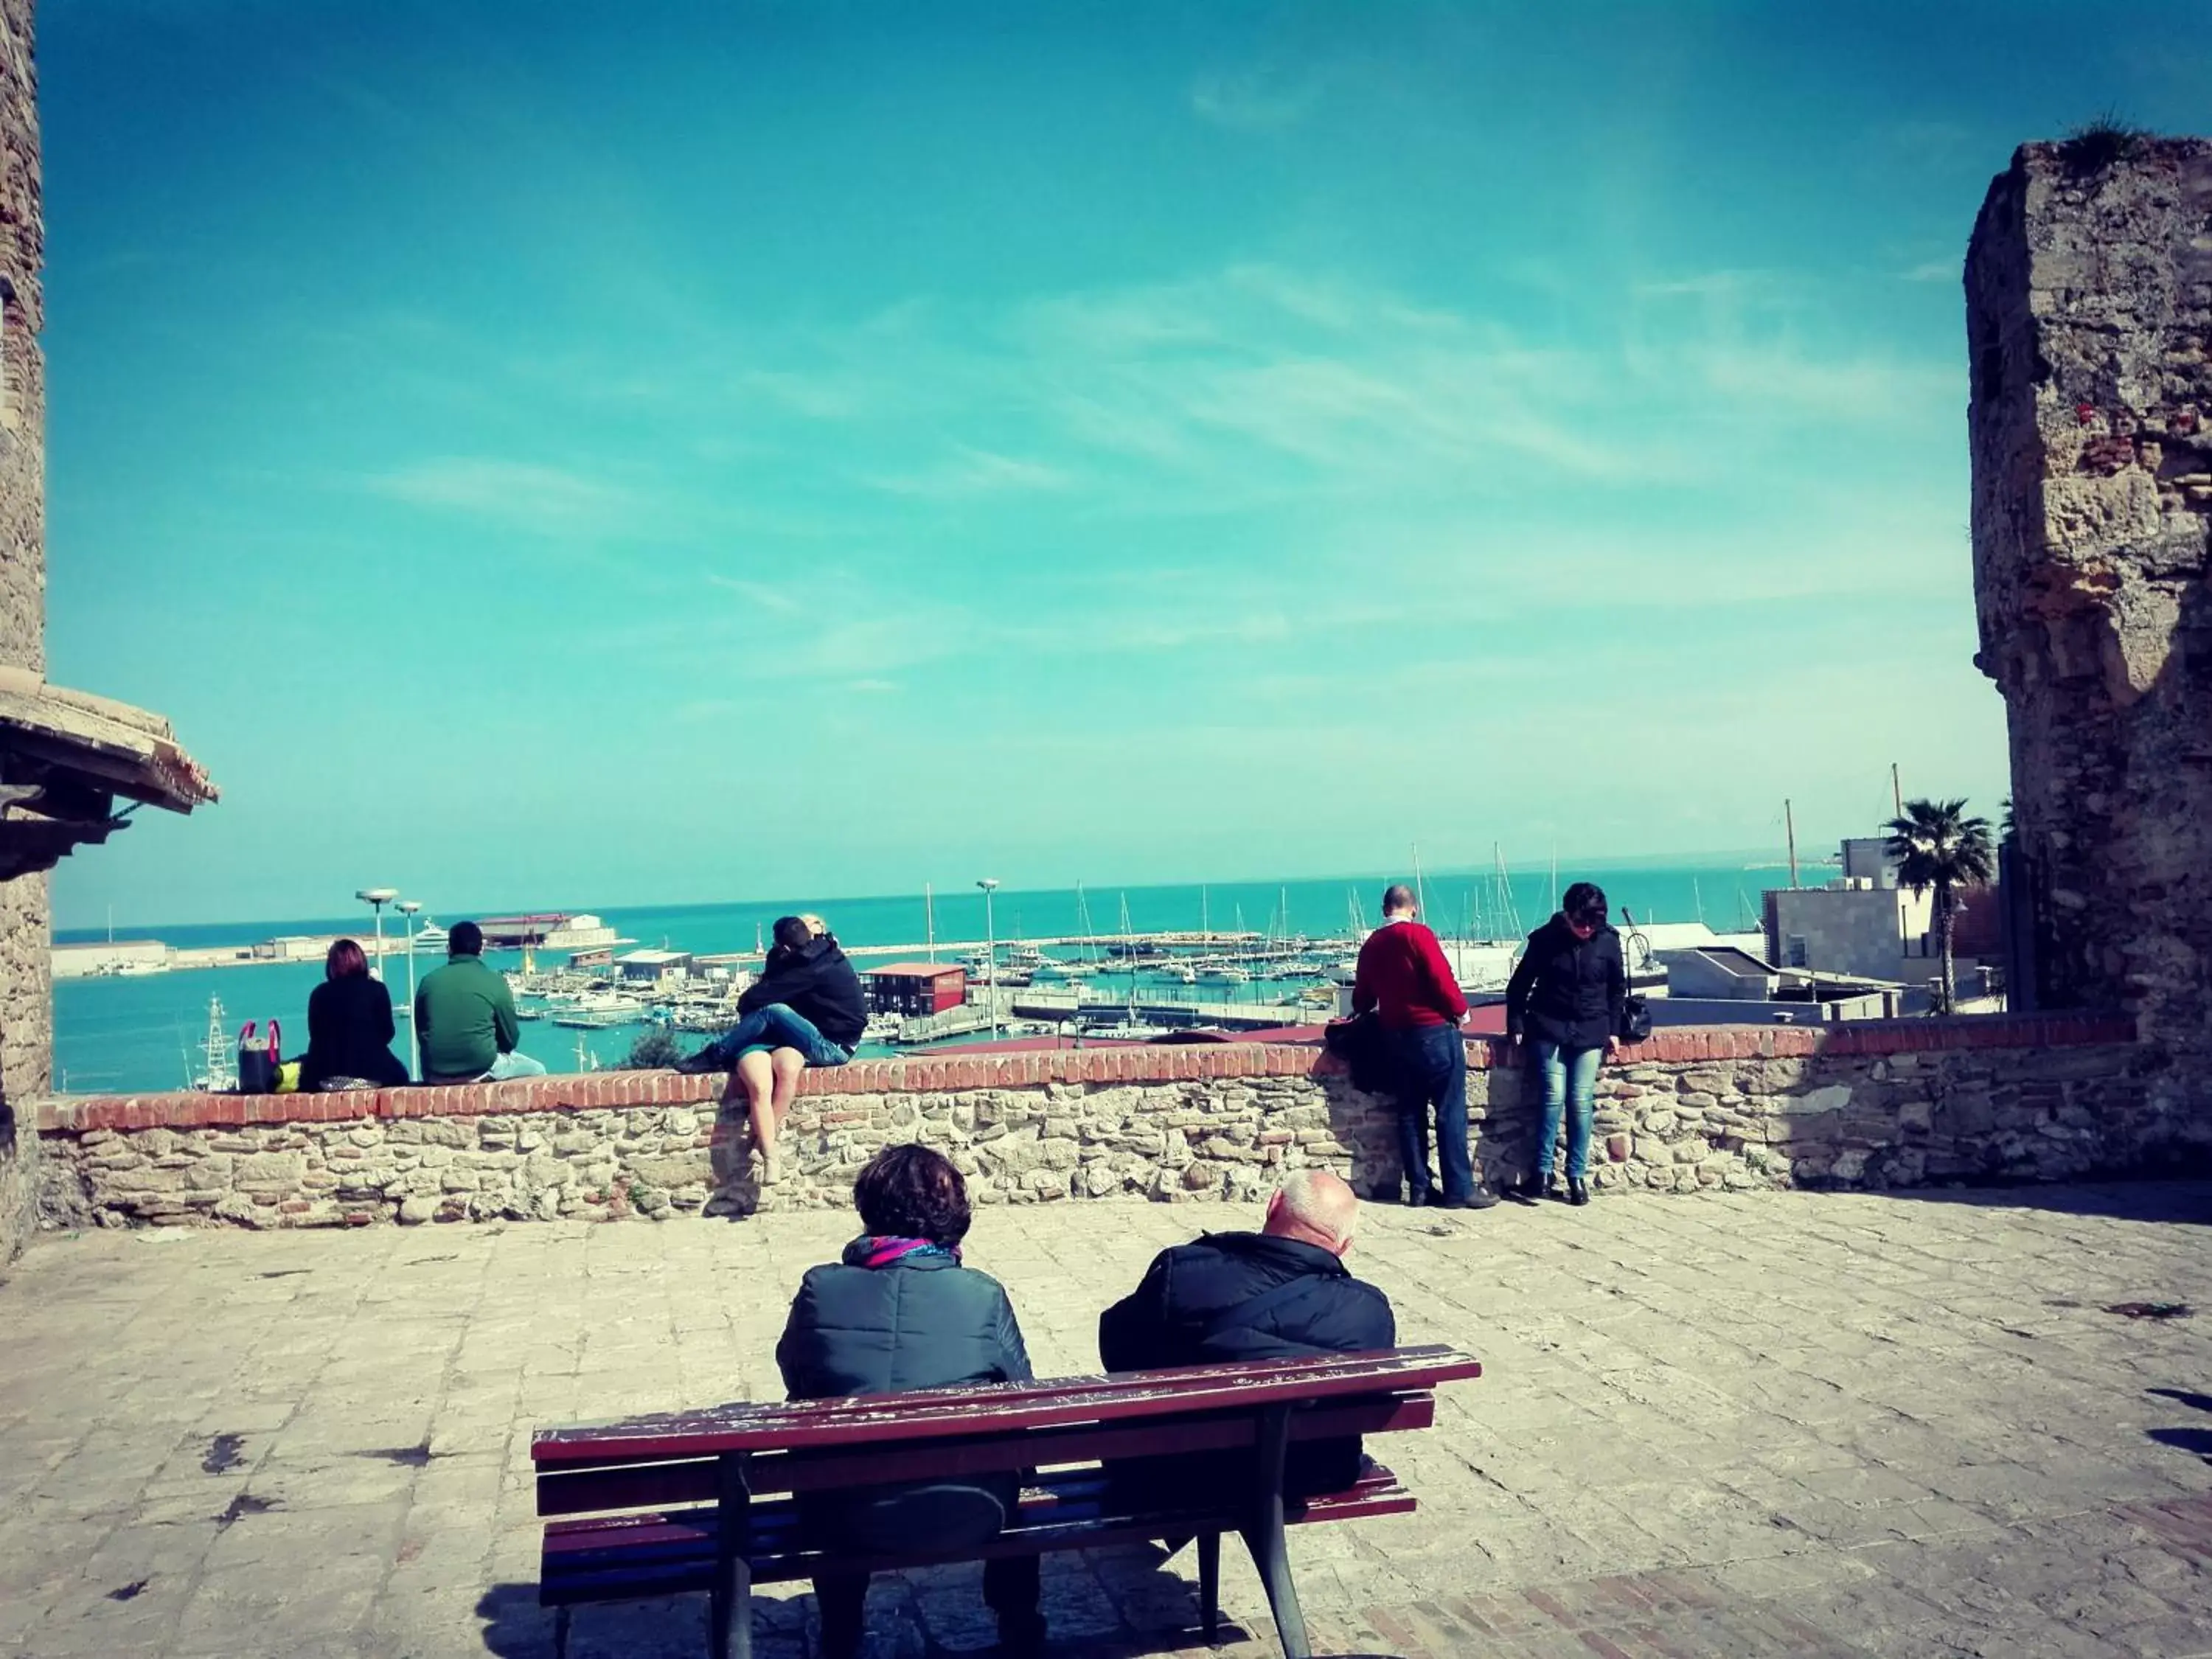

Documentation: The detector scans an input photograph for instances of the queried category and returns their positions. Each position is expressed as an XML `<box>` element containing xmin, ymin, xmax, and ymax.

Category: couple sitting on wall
<box><xmin>301</xmin><ymin>922</ymin><xmax>548</xmax><ymax>1089</ymax></box>
<box><xmin>782</xmin><ymin>1144</ymin><xmax>1393</xmax><ymax>1659</ymax></box>
<box><xmin>676</xmin><ymin>913</ymin><xmax>864</xmax><ymax>1186</ymax></box>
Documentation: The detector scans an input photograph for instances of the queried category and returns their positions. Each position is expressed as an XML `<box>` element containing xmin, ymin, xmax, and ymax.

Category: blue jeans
<box><xmin>703</xmin><ymin>1004</ymin><xmax>852</xmax><ymax>1069</ymax></box>
<box><xmin>1533</xmin><ymin>1039</ymin><xmax>1602</xmax><ymax>1182</ymax></box>
<box><xmin>1389</xmin><ymin>1023</ymin><xmax>1473</xmax><ymax>1203</ymax></box>
<box><xmin>425</xmin><ymin>1050</ymin><xmax>546</xmax><ymax>1084</ymax></box>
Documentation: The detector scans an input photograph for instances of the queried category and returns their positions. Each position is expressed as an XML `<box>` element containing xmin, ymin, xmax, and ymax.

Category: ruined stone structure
<box><xmin>0</xmin><ymin>0</ymin><xmax>46</xmax><ymax>1262</ymax></box>
<box><xmin>30</xmin><ymin>1018</ymin><xmax>2141</xmax><ymax>1229</ymax></box>
<box><xmin>1967</xmin><ymin>136</ymin><xmax>2212</xmax><ymax>1161</ymax></box>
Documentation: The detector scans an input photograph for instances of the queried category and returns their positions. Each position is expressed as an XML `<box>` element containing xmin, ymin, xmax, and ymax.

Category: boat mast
<box><xmin>1411</xmin><ymin>844</ymin><xmax>1428</xmax><ymax>921</ymax></box>
<box><xmin>925</xmin><ymin>883</ymin><xmax>935</xmax><ymax>964</ymax></box>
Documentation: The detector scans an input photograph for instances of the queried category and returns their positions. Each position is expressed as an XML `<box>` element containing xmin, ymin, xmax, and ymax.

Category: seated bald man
<box><xmin>1099</xmin><ymin>1169</ymin><xmax>1394</xmax><ymax>1500</ymax></box>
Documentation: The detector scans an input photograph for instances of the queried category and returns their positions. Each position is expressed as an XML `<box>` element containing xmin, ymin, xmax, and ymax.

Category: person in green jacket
<box><xmin>414</xmin><ymin>921</ymin><xmax>546</xmax><ymax>1084</ymax></box>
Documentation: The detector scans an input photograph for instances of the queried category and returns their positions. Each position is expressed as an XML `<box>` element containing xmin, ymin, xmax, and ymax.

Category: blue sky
<box><xmin>39</xmin><ymin>1</ymin><xmax>2211</xmax><ymax>927</ymax></box>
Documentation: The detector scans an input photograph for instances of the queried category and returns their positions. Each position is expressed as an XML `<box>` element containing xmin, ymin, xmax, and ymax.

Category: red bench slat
<box><xmin>535</xmin><ymin>1392</ymin><xmax>1435</xmax><ymax>1516</ymax></box>
<box><xmin>532</xmin><ymin>1346</ymin><xmax>1481</xmax><ymax>1465</ymax></box>
<box><xmin>539</xmin><ymin>1465</ymin><xmax>1414</xmax><ymax>1603</ymax></box>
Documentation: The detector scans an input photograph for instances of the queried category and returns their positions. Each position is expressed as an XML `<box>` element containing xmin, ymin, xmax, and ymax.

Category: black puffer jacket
<box><xmin>778</xmin><ymin>1242</ymin><xmax>1032</xmax><ymax>1550</ymax></box>
<box><xmin>739</xmin><ymin>933</ymin><xmax>867</xmax><ymax>1048</ymax></box>
<box><xmin>1505</xmin><ymin>914</ymin><xmax>1627</xmax><ymax>1049</ymax></box>
<box><xmin>1099</xmin><ymin>1231</ymin><xmax>1395</xmax><ymax>1495</ymax></box>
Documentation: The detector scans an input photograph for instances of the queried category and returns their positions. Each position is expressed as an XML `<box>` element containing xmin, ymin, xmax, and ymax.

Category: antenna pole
<box><xmin>925</xmin><ymin>883</ymin><xmax>934</xmax><ymax>964</ymax></box>
<box><xmin>1891</xmin><ymin>762</ymin><xmax>1903</xmax><ymax>818</ymax></box>
<box><xmin>1786</xmin><ymin>799</ymin><xmax>1801</xmax><ymax>888</ymax></box>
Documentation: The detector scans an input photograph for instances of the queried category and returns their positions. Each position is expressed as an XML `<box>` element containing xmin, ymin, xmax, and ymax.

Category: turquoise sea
<box><xmin>54</xmin><ymin>858</ymin><xmax>1798</xmax><ymax>1094</ymax></box>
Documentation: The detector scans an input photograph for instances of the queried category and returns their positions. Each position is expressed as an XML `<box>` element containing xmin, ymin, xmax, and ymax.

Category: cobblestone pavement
<box><xmin>2</xmin><ymin>1183</ymin><xmax>2211</xmax><ymax>1658</ymax></box>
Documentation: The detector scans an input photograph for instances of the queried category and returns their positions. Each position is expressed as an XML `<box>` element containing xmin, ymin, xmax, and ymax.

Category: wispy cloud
<box><xmin>369</xmin><ymin>457</ymin><xmax>633</xmax><ymax>535</ymax></box>
<box><xmin>863</xmin><ymin>445</ymin><xmax>1074</xmax><ymax>499</ymax></box>
<box><xmin>708</xmin><ymin>575</ymin><xmax>804</xmax><ymax>613</ymax></box>
<box><xmin>1901</xmin><ymin>259</ymin><xmax>1956</xmax><ymax>283</ymax></box>
<box><xmin>1189</xmin><ymin>66</ymin><xmax>1328</xmax><ymax>132</ymax></box>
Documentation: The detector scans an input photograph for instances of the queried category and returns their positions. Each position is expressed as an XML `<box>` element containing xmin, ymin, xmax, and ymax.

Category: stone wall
<box><xmin>1966</xmin><ymin>137</ymin><xmax>2212</xmax><ymax>1138</ymax></box>
<box><xmin>26</xmin><ymin>1017</ymin><xmax>2154</xmax><ymax>1231</ymax></box>
<box><xmin>0</xmin><ymin>0</ymin><xmax>43</xmax><ymax>1265</ymax></box>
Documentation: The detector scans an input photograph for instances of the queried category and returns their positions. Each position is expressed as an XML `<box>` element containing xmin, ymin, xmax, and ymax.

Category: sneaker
<box><xmin>672</xmin><ymin>1049</ymin><xmax>725</xmax><ymax>1076</ymax></box>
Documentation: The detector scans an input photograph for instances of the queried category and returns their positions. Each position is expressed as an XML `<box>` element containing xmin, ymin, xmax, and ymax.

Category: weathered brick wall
<box><xmin>0</xmin><ymin>0</ymin><xmax>43</xmax><ymax>1265</ymax></box>
<box><xmin>27</xmin><ymin>1018</ymin><xmax>2152</xmax><ymax>1231</ymax></box>
<box><xmin>1966</xmin><ymin>137</ymin><xmax>2212</xmax><ymax>1136</ymax></box>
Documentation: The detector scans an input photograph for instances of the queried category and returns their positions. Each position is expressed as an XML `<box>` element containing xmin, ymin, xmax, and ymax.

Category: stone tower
<box><xmin>1966</xmin><ymin>136</ymin><xmax>2212</xmax><ymax>1155</ymax></box>
<box><xmin>0</xmin><ymin>0</ymin><xmax>47</xmax><ymax>1253</ymax></box>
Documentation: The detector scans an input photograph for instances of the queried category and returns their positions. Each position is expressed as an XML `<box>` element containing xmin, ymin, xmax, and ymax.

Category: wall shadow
<box><xmin>1867</xmin><ymin>1178</ymin><xmax>2212</xmax><ymax>1225</ymax></box>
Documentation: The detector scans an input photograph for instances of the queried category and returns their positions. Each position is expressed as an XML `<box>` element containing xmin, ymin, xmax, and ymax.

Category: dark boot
<box><xmin>1568</xmin><ymin>1178</ymin><xmax>1589</xmax><ymax>1206</ymax></box>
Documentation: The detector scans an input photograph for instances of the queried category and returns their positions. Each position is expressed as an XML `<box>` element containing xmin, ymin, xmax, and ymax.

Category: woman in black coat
<box><xmin>1503</xmin><ymin>882</ymin><xmax>1626</xmax><ymax>1206</ymax></box>
<box><xmin>776</xmin><ymin>1144</ymin><xmax>1043</xmax><ymax>1659</ymax></box>
<box><xmin>299</xmin><ymin>939</ymin><xmax>410</xmax><ymax>1090</ymax></box>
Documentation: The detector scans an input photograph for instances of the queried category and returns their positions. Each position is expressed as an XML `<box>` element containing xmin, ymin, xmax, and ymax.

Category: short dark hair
<box><xmin>1561</xmin><ymin>883</ymin><xmax>1608</xmax><ymax>925</ymax></box>
<box><xmin>1381</xmin><ymin>883</ymin><xmax>1416</xmax><ymax>915</ymax></box>
<box><xmin>449</xmin><ymin>920</ymin><xmax>484</xmax><ymax>957</ymax></box>
<box><xmin>326</xmin><ymin>938</ymin><xmax>368</xmax><ymax>980</ymax></box>
<box><xmin>852</xmin><ymin>1144</ymin><xmax>971</xmax><ymax>1246</ymax></box>
<box><xmin>772</xmin><ymin>914</ymin><xmax>814</xmax><ymax>951</ymax></box>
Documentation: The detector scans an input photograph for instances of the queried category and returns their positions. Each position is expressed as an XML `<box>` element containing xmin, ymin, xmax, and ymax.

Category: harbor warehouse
<box><xmin>865</xmin><ymin>963</ymin><xmax>967</xmax><ymax>1018</ymax></box>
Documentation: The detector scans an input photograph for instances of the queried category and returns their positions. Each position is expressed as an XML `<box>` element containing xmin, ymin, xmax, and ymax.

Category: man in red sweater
<box><xmin>1352</xmin><ymin>884</ymin><xmax>1496</xmax><ymax>1208</ymax></box>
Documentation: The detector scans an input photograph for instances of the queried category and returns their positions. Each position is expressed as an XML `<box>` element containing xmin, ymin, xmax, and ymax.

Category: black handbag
<box><xmin>236</xmin><ymin>1020</ymin><xmax>281</xmax><ymax>1093</ymax></box>
<box><xmin>1323</xmin><ymin>1009</ymin><xmax>1396</xmax><ymax>1093</ymax></box>
<box><xmin>1619</xmin><ymin>995</ymin><xmax>1652</xmax><ymax>1044</ymax></box>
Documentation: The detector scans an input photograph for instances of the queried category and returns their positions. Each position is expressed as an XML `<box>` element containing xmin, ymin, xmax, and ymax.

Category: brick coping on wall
<box><xmin>30</xmin><ymin>1013</ymin><xmax>2138</xmax><ymax>1135</ymax></box>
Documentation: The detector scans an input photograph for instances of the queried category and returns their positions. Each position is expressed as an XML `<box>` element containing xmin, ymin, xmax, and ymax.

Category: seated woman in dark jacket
<box><xmin>299</xmin><ymin>939</ymin><xmax>410</xmax><ymax>1090</ymax></box>
<box><xmin>775</xmin><ymin>1144</ymin><xmax>1043</xmax><ymax>1659</ymax></box>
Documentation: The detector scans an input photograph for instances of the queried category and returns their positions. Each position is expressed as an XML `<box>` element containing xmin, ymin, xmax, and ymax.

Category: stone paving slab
<box><xmin>1</xmin><ymin>1182</ymin><xmax>2210</xmax><ymax>1657</ymax></box>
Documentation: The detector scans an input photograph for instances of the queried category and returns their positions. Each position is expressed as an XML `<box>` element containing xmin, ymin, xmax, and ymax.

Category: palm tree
<box><xmin>1884</xmin><ymin>798</ymin><xmax>1996</xmax><ymax>1013</ymax></box>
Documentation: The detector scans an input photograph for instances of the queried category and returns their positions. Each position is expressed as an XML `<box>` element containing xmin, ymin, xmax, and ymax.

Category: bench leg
<box><xmin>712</xmin><ymin>1554</ymin><xmax>753</xmax><ymax>1659</ymax></box>
<box><xmin>1197</xmin><ymin>1531</ymin><xmax>1222</xmax><ymax>1645</ymax></box>
<box><xmin>1238</xmin><ymin>1520</ymin><xmax>1310</xmax><ymax>1659</ymax></box>
<box><xmin>712</xmin><ymin>1453</ymin><xmax>754</xmax><ymax>1659</ymax></box>
<box><xmin>1241</xmin><ymin>1405</ymin><xmax>1310</xmax><ymax>1659</ymax></box>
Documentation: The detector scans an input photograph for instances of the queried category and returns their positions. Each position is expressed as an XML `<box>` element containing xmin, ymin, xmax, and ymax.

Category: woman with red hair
<box><xmin>300</xmin><ymin>938</ymin><xmax>410</xmax><ymax>1090</ymax></box>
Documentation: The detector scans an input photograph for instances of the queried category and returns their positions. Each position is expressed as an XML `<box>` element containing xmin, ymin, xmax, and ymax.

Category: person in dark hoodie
<box><xmin>1503</xmin><ymin>881</ymin><xmax>1627</xmax><ymax>1206</ymax></box>
<box><xmin>678</xmin><ymin>914</ymin><xmax>865</xmax><ymax>1184</ymax></box>
<box><xmin>299</xmin><ymin>938</ymin><xmax>411</xmax><ymax>1089</ymax></box>
<box><xmin>777</xmin><ymin>1144</ymin><xmax>1044</xmax><ymax>1659</ymax></box>
<box><xmin>1099</xmin><ymin>1169</ymin><xmax>1394</xmax><ymax>1503</ymax></box>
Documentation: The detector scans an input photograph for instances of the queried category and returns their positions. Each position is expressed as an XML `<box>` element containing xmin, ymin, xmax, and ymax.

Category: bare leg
<box><xmin>734</xmin><ymin>1050</ymin><xmax>778</xmax><ymax>1179</ymax></box>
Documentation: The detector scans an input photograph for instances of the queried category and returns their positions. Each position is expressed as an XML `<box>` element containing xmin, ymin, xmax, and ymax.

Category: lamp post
<box><xmin>395</xmin><ymin>900</ymin><xmax>422</xmax><ymax>1079</ymax></box>
<box><xmin>356</xmin><ymin>887</ymin><xmax>398</xmax><ymax>984</ymax></box>
<box><xmin>976</xmin><ymin>878</ymin><xmax>1000</xmax><ymax>1040</ymax></box>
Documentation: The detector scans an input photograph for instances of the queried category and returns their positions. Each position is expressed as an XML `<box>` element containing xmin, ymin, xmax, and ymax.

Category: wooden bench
<box><xmin>532</xmin><ymin>1343</ymin><xmax>1481</xmax><ymax>1659</ymax></box>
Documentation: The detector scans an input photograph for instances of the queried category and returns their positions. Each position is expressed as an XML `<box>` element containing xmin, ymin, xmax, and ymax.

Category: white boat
<box><xmin>189</xmin><ymin>997</ymin><xmax>237</xmax><ymax>1093</ymax></box>
<box><xmin>412</xmin><ymin>920</ymin><xmax>450</xmax><ymax>952</ymax></box>
<box><xmin>117</xmin><ymin>959</ymin><xmax>170</xmax><ymax>978</ymax></box>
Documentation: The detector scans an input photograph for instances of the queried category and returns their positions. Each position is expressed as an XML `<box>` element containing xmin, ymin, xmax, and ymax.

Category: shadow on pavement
<box><xmin>1870</xmin><ymin>1179</ymin><xmax>2212</xmax><ymax>1225</ymax></box>
<box><xmin>2148</xmin><ymin>1386</ymin><xmax>2212</xmax><ymax>1464</ymax></box>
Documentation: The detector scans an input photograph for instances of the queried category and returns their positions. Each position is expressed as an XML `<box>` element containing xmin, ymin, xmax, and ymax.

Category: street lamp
<box><xmin>356</xmin><ymin>887</ymin><xmax>398</xmax><ymax>984</ymax></box>
<box><xmin>976</xmin><ymin>878</ymin><xmax>1000</xmax><ymax>1040</ymax></box>
<box><xmin>395</xmin><ymin>900</ymin><xmax>422</xmax><ymax>1078</ymax></box>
